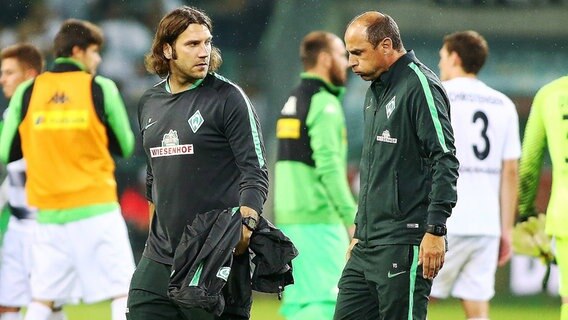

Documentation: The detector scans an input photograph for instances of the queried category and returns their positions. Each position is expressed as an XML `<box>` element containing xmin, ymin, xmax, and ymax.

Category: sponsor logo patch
<box><xmin>387</xmin><ymin>270</ymin><xmax>407</xmax><ymax>278</ymax></box>
<box><xmin>150</xmin><ymin>129</ymin><xmax>193</xmax><ymax>158</ymax></box>
<box><xmin>376</xmin><ymin>130</ymin><xmax>398</xmax><ymax>144</ymax></box>
<box><xmin>276</xmin><ymin>118</ymin><xmax>301</xmax><ymax>139</ymax></box>
<box><xmin>33</xmin><ymin>109</ymin><xmax>88</xmax><ymax>129</ymax></box>
<box><xmin>48</xmin><ymin>92</ymin><xmax>70</xmax><ymax>104</ymax></box>
<box><xmin>144</xmin><ymin>117</ymin><xmax>157</xmax><ymax>130</ymax></box>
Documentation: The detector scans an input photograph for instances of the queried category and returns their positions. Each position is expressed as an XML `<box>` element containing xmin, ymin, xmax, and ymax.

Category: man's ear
<box><xmin>380</xmin><ymin>38</ymin><xmax>394</xmax><ymax>55</ymax></box>
<box><xmin>24</xmin><ymin>68</ymin><xmax>38</xmax><ymax>80</ymax></box>
<box><xmin>450</xmin><ymin>51</ymin><xmax>461</xmax><ymax>67</ymax></box>
<box><xmin>71</xmin><ymin>45</ymin><xmax>83</xmax><ymax>59</ymax></box>
<box><xmin>318</xmin><ymin>51</ymin><xmax>332</xmax><ymax>68</ymax></box>
<box><xmin>163</xmin><ymin>43</ymin><xmax>173</xmax><ymax>60</ymax></box>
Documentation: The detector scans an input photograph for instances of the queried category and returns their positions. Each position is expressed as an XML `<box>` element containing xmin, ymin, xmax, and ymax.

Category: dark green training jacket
<box><xmin>356</xmin><ymin>51</ymin><xmax>459</xmax><ymax>246</ymax></box>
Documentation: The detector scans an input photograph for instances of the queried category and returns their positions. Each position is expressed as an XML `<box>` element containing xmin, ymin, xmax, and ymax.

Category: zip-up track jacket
<box><xmin>356</xmin><ymin>51</ymin><xmax>459</xmax><ymax>246</ymax></box>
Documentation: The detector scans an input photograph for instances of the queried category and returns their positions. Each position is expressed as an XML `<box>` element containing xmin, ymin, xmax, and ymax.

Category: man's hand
<box><xmin>234</xmin><ymin>206</ymin><xmax>258</xmax><ymax>256</ymax></box>
<box><xmin>419</xmin><ymin>233</ymin><xmax>446</xmax><ymax>279</ymax></box>
<box><xmin>498</xmin><ymin>231</ymin><xmax>513</xmax><ymax>267</ymax></box>
<box><xmin>345</xmin><ymin>238</ymin><xmax>359</xmax><ymax>261</ymax></box>
<box><xmin>346</xmin><ymin>224</ymin><xmax>356</xmax><ymax>240</ymax></box>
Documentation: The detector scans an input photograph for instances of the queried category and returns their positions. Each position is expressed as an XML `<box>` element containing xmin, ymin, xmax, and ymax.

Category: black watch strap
<box><xmin>426</xmin><ymin>224</ymin><xmax>447</xmax><ymax>236</ymax></box>
<box><xmin>242</xmin><ymin>216</ymin><xmax>258</xmax><ymax>231</ymax></box>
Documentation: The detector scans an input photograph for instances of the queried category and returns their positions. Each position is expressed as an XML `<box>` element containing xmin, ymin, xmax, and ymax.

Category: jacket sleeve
<box><xmin>408</xmin><ymin>66</ymin><xmax>459</xmax><ymax>226</ymax></box>
<box><xmin>223</xmin><ymin>86</ymin><xmax>269</xmax><ymax>214</ymax></box>
<box><xmin>306</xmin><ymin>92</ymin><xmax>356</xmax><ymax>226</ymax></box>
<box><xmin>94</xmin><ymin>76</ymin><xmax>135</xmax><ymax>158</ymax></box>
<box><xmin>517</xmin><ymin>89</ymin><xmax>546</xmax><ymax>218</ymax></box>
<box><xmin>0</xmin><ymin>80</ymin><xmax>34</xmax><ymax>164</ymax></box>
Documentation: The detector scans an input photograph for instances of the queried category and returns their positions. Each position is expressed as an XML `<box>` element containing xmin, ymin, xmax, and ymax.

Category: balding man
<box><xmin>334</xmin><ymin>11</ymin><xmax>459</xmax><ymax>320</ymax></box>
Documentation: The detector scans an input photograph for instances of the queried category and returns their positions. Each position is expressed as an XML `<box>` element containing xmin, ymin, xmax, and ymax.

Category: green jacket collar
<box><xmin>53</xmin><ymin>57</ymin><xmax>87</xmax><ymax>72</ymax></box>
<box><xmin>375</xmin><ymin>50</ymin><xmax>417</xmax><ymax>86</ymax></box>
<box><xmin>165</xmin><ymin>75</ymin><xmax>205</xmax><ymax>93</ymax></box>
<box><xmin>300</xmin><ymin>72</ymin><xmax>346</xmax><ymax>99</ymax></box>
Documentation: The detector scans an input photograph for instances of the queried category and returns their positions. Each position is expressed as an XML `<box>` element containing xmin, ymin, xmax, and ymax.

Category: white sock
<box><xmin>0</xmin><ymin>311</ymin><xmax>23</xmax><ymax>320</ymax></box>
<box><xmin>47</xmin><ymin>310</ymin><xmax>67</xmax><ymax>320</ymax></box>
<box><xmin>23</xmin><ymin>302</ymin><xmax>52</xmax><ymax>320</ymax></box>
<box><xmin>111</xmin><ymin>296</ymin><xmax>128</xmax><ymax>320</ymax></box>
<box><xmin>467</xmin><ymin>318</ymin><xmax>490</xmax><ymax>320</ymax></box>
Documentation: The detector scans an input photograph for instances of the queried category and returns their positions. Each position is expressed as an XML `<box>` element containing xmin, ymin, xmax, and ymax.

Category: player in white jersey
<box><xmin>430</xmin><ymin>31</ymin><xmax>521</xmax><ymax>320</ymax></box>
<box><xmin>0</xmin><ymin>44</ymin><xmax>67</xmax><ymax>320</ymax></box>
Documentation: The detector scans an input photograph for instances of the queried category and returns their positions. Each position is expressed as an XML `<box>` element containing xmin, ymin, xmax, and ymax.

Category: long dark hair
<box><xmin>145</xmin><ymin>6</ymin><xmax>222</xmax><ymax>77</ymax></box>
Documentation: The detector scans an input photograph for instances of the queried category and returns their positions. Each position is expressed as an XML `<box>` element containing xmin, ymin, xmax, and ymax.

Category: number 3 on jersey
<box><xmin>472</xmin><ymin>110</ymin><xmax>490</xmax><ymax>160</ymax></box>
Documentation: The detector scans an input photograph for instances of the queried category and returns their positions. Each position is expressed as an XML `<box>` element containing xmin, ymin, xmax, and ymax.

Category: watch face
<box><xmin>244</xmin><ymin>217</ymin><xmax>257</xmax><ymax>230</ymax></box>
<box><xmin>427</xmin><ymin>224</ymin><xmax>446</xmax><ymax>236</ymax></box>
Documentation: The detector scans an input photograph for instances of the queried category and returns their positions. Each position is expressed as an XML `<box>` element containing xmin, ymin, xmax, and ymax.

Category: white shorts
<box><xmin>0</xmin><ymin>216</ymin><xmax>35</xmax><ymax>307</ymax></box>
<box><xmin>31</xmin><ymin>210</ymin><xmax>135</xmax><ymax>304</ymax></box>
<box><xmin>430</xmin><ymin>235</ymin><xmax>499</xmax><ymax>301</ymax></box>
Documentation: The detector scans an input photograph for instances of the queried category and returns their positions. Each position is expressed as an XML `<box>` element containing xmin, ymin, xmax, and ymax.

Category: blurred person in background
<box><xmin>0</xmin><ymin>19</ymin><xmax>135</xmax><ymax>320</ymax></box>
<box><xmin>335</xmin><ymin>11</ymin><xmax>459</xmax><ymax>320</ymax></box>
<box><xmin>430</xmin><ymin>30</ymin><xmax>521</xmax><ymax>320</ymax></box>
<box><xmin>517</xmin><ymin>74</ymin><xmax>568</xmax><ymax>320</ymax></box>
<box><xmin>0</xmin><ymin>43</ymin><xmax>68</xmax><ymax>320</ymax></box>
<box><xmin>274</xmin><ymin>31</ymin><xmax>356</xmax><ymax>320</ymax></box>
<box><xmin>119</xmin><ymin>166</ymin><xmax>150</xmax><ymax>264</ymax></box>
<box><xmin>127</xmin><ymin>6</ymin><xmax>268</xmax><ymax>320</ymax></box>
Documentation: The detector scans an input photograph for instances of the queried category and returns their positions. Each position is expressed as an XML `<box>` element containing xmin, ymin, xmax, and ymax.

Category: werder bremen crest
<box><xmin>188</xmin><ymin>110</ymin><xmax>204</xmax><ymax>133</ymax></box>
<box><xmin>386</xmin><ymin>96</ymin><xmax>396</xmax><ymax>119</ymax></box>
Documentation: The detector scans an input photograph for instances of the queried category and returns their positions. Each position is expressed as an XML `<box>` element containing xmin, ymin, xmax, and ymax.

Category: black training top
<box><xmin>138</xmin><ymin>73</ymin><xmax>269</xmax><ymax>264</ymax></box>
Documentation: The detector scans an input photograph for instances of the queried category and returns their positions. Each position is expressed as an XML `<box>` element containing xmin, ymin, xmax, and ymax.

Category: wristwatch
<box><xmin>242</xmin><ymin>216</ymin><xmax>258</xmax><ymax>231</ymax></box>
<box><xmin>425</xmin><ymin>224</ymin><xmax>447</xmax><ymax>236</ymax></box>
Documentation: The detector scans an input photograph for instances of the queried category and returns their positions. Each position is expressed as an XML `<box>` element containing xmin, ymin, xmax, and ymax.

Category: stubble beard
<box><xmin>330</xmin><ymin>62</ymin><xmax>347</xmax><ymax>87</ymax></box>
<box><xmin>171</xmin><ymin>60</ymin><xmax>208</xmax><ymax>84</ymax></box>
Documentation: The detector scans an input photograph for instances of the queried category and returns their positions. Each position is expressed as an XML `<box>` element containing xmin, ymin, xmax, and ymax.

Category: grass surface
<box><xmin>63</xmin><ymin>293</ymin><xmax>559</xmax><ymax>319</ymax></box>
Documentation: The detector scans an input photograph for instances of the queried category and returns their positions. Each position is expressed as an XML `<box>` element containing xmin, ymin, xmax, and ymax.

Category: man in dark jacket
<box><xmin>334</xmin><ymin>11</ymin><xmax>459</xmax><ymax>320</ymax></box>
<box><xmin>126</xmin><ymin>5</ymin><xmax>269</xmax><ymax>320</ymax></box>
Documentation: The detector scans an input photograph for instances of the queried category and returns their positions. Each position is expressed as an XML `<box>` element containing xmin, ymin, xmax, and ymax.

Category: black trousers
<box><xmin>334</xmin><ymin>244</ymin><xmax>432</xmax><ymax>320</ymax></box>
<box><xmin>126</xmin><ymin>256</ymin><xmax>251</xmax><ymax>320</ymax></box>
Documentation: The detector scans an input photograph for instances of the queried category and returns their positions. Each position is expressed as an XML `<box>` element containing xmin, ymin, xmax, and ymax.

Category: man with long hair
<box><xmin>127</xmin><ymin>6</ymin><xmax>268</xmax><ymax>320</ymax></box>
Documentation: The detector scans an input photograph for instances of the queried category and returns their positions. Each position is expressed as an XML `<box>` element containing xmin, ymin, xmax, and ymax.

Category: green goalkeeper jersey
<box><xmin>275</xmin><ymin>74</ymin><xmax>356</xmax><ymax>226</ymax></box>
<box><xmin>518</xmin><ymin>75</ymin><xmax>568</xmax><ymax>236</ymax></box>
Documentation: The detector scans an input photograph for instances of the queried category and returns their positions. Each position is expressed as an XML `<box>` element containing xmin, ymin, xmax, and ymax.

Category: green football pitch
<box><xmin>62</xmin><ymin>293</ymin><xmax>559</xmax><ymax>319</ymax></box>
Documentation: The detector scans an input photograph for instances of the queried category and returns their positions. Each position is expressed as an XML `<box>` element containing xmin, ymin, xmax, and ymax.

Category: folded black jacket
<box><xmin>168</xmin><ymin>208</ymin><xmax>298</xmax><ymax>317</ymax></box>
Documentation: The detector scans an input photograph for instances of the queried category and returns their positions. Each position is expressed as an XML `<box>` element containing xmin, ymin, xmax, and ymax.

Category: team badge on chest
<box><xmin>188</xmin><ymin>110</ymin><xmax>204</xmax><ymax>133</ymax></box>
<box><xmin>386</xmin><ymin>96</ymin><xmax>396</xmax><ymax>119</ymax></box>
